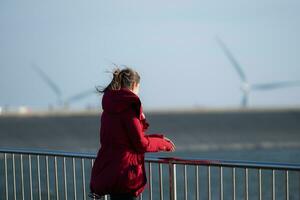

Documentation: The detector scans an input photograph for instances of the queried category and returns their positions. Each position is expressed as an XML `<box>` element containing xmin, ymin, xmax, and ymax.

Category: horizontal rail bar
<box><xmin>1</xmin><ymin>147</ymin><xmax>300</xmax><ymax>171</ymax></box>
<box><xmin>146</xmin><ymin>157</ymin><xmax>300</xmax><ymax>171</ymax></box>
<box><xmin>0</xmin><ymin>147</ymin><xmax>96</xmax><ymax>159</ymax></box>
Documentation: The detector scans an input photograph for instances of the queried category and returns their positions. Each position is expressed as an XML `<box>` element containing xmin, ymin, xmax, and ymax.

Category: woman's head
<box><xmin>97</xmin><ymin>66</ymin><xmax>140</xmax><ymax>95</ymax></box>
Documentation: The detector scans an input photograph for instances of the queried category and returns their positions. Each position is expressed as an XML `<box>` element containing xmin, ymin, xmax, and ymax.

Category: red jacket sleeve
<box><xmin>146</xmin><ymin>134</ymin><xmax>164</xmax><ymax>138</ymax></box>
<box><xmin>122</xmin><ymin>109</ymin><xmax>172</xmax><ymax>153</ymax></box>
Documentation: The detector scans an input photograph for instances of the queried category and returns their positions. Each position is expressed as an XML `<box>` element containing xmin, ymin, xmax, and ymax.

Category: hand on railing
<box><xmin>163</xmin><ymin>136</ymin><xmax>176</xmax><ymax>152</ymax></box>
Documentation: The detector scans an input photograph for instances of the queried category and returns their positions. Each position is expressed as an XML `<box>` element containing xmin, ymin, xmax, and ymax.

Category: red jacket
<box><xmin>90</xmin><ymin>88</ymin><xmax>173</xmax><ymax>197</ymax></box>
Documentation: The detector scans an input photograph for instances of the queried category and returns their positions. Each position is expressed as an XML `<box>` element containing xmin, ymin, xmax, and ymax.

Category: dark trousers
<box><xmin>110</xmin><ymin>193</ymin><xmax>137</xmax><ymax>200</ymax></box>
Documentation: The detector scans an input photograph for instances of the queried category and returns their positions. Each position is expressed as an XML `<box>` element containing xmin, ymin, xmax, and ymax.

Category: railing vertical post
<box><xmin>207</xmin><ymin>166</ymin><xmax>211</xmax><ymax>200</ymax></box>
<box><xmin>159</xmin><ymin>163</ymin><xmax>164</xmax><ymax>200</ymax></box>
<box><xmin>195</xmin><ymin>166</ymin><xmax>199</xmax><ymax>200</ymax></box>
<box><xmin>220</xmin><ymin>167</ymin><xmax>223</xmax><ymax>200</ymax></box>
<box><xmin>20</xmin><ymin>154</ymin><xmax>25</xmax><ymax>200</ymax></box>
<box><xmin>4</xmin><ymin>153</ymin><xmax>8</xmax><ymax>200</ymax></box>
<box><xmin>37</xmin><ymin>155</ymin><xmax>42</xmax><ymax>200</ymax></box>
<box><xmin>169</xmin><ymin>162</ymin><xmax>177</xmax><ymax>200</ymax></box>
<box><xmin>81</xmin><ymin>158</ymin><xmax>86</xmax><ymax>200</ymax></box>
<box><xmin>12</xmin><ymin>154</ymin><xmax>16</xmax><ymax>200</ymax></box>
<box><xmin>29</xmin><ymin>155</ymin><xmax>33</xmax><ymax>200</ymax></box>
<box><xmin>63</xmin><ymin>157</ymin><xmax>68</xmax><ymax>200</ymax></box>
<box><xmin>245</xmin><ymin>168</ymin><xmax>249</xmax><ymax>200</ymax></box>
<box><xmin>54</xmin><ymin>156</ymin><xmax>59</xmax><ymax>200</ymax></box>
<box><xmin>259</xmin><ymin>169</ymin><xmax>262</xmax><ymax>200</ymax></box>
<box><xmin>46</xmin><ymin>156</ymin><xmax>50</xmax><ymax>200</ymax></box>
<box><xmin>232</xmin><ymin>168</ymin><xmax>236</xmax><ymax>200</ymax></box>
<box><xmin>183</xmin><ymin>165</ymin><xmax>188</xmax><ymax>200</ymax></box>
<box><xmin>286</xmin><ymin>171</ymin><xmax>289</xmax><ymax>200</ymax></box>
<box><xmin>148</xmin><ymin>162</ymin><xmax>153</xmax><ymax>200</ymax></box>
<box><xmin>272</xmin><ymin>170</ymin><xmax>275</xmax><ymax>200</ymax></box>
<box><xmin>91</xmin><ymin>159</ymin><xmax>96</xmax><ymax>200</ymax></box>
<box><xmin>73</xmin><ymin>158</ymin><xmax>77</xmax><ymax>200</ymax></box>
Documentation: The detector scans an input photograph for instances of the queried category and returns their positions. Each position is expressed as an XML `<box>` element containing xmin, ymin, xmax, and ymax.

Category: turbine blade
<box><xmin>31</xmin><ymin>63</ymin><xmax>62</xmax><ymax>98</ymax></box>
<box><xmin>66</xmin><ymin>89</ymin><xmax>96</xmax><ymax>103</ymax></box>
<box><xmin>252</xmin><ymin>80</ymin><xmax>300</xmax><ymax>90</ymax></box>
<box><xmin>215</xmin><ymin>36</ymin><xmax>247</xmax><ymax>82</ymax></box>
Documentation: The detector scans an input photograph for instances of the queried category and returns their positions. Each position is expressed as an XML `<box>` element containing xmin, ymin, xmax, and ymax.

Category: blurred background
<box><xmin>0</xmin><ymin>0</ymin><xmax>300</xmax><ymax>162</ymax></box>
<box><xmin>1</xmin><ymin>0</ymin><xmax>300</xmax><ymax>111</ymax></box>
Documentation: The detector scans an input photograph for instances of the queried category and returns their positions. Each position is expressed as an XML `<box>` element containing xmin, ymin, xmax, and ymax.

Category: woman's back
<box><xmin>89</xmin><ymin>67</ymin><xmax>175</xmax><ymax>199</ymax></box>
<box><xmin>90</xmin><ymin>88</ymin><xmax>148</xmax><ymax>196</ymax></box>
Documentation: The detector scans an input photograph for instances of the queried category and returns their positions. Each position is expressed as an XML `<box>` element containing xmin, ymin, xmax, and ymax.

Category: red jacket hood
<box><xmin>102</xmin><ymin>88</ymin><xmax>142</xmax><ymax>117</ymax></box>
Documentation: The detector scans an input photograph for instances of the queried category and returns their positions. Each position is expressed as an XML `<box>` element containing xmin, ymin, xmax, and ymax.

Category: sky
<box><xmin>1</xmin><ymin>0</ymin><xmax>300</xmax><ymax>110</ymax></box>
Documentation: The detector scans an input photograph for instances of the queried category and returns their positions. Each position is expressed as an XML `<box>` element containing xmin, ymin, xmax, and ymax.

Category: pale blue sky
<box><xmin>1</xmin><ymin>0</ymin><xmax>300</xmax><ymax>110</ymax></box>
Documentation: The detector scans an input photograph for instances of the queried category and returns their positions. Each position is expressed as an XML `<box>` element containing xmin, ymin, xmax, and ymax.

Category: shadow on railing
<box><xmin>1</xmin><ymin>147</ymin><xmax>300</xmax><ymax>200</ymax></box>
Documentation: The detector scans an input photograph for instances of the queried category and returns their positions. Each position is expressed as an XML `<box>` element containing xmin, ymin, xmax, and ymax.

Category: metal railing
<box><xmin>1</xmin><ymin>147</ymin><xmax>300</xmax><ymax>200</ymax></box>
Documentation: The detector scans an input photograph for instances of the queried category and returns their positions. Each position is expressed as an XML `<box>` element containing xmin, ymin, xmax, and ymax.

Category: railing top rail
<box><xmin>146</xmin><ymin>156</ymin><xmax>300</xmax><ymax>171</ymax></box>
<box><xmin>0</xmin><ymin>147</ymin><xmax>96</xmax><ymax>159</ymax></box>
<box><xmin>1</xmin><ymin>147</ymin><xmax>300</xmax><ymax>171</ymax></box>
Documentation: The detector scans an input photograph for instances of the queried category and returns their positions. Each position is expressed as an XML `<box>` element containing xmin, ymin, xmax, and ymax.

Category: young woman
<box><xmin>89</xmin><ymin>67</ymin><xmax>175</xmax><ymax>200</ymax></box>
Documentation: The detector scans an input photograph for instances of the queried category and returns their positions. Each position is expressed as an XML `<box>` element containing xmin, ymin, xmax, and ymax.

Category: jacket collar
<box><xmin>102</xmin><ymin>88</ymin><xmax>142</xmax><ymax>118</ymax></box>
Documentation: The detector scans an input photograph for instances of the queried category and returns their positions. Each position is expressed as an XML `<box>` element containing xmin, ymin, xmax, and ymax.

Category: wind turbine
<box><xmin>32</xmin><ymin>63</ymin><xmax>96</xmax><ymax>109</ymax></box>
<box><xmin>215</xmin><ymin>37</ymin><xmax>300</xmax><ymax>107</ymax></box>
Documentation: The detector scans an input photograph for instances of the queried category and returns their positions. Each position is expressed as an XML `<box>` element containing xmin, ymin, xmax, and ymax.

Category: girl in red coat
<box><xmin>89</xmin><ymin>67</ymin><xmax>175</xmax><ymax>200</ymax></box>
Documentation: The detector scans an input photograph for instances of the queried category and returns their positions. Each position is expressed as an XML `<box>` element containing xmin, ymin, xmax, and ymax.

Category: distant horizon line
<box><xmin>1</xmin><ymin>105</ymin><xmax>300</xmax><ymax>117</ymax></box>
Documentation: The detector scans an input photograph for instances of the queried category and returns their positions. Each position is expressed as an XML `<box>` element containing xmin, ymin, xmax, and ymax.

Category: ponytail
<box><xmin>96</xmin><ymin>65</ymin><xmax>140</xmax><ymax>94</ymax></box>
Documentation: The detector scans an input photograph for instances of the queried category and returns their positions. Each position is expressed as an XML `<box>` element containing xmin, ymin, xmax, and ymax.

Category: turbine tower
<box><xmin>216</xmin><ymin>37</ymin><xmax>300</xmax><ymax>107</ymax></box>
<box><xmin>32</xmin><ymin>63</ymin><xmax>96</xmax><ymax>109</ymax></box>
